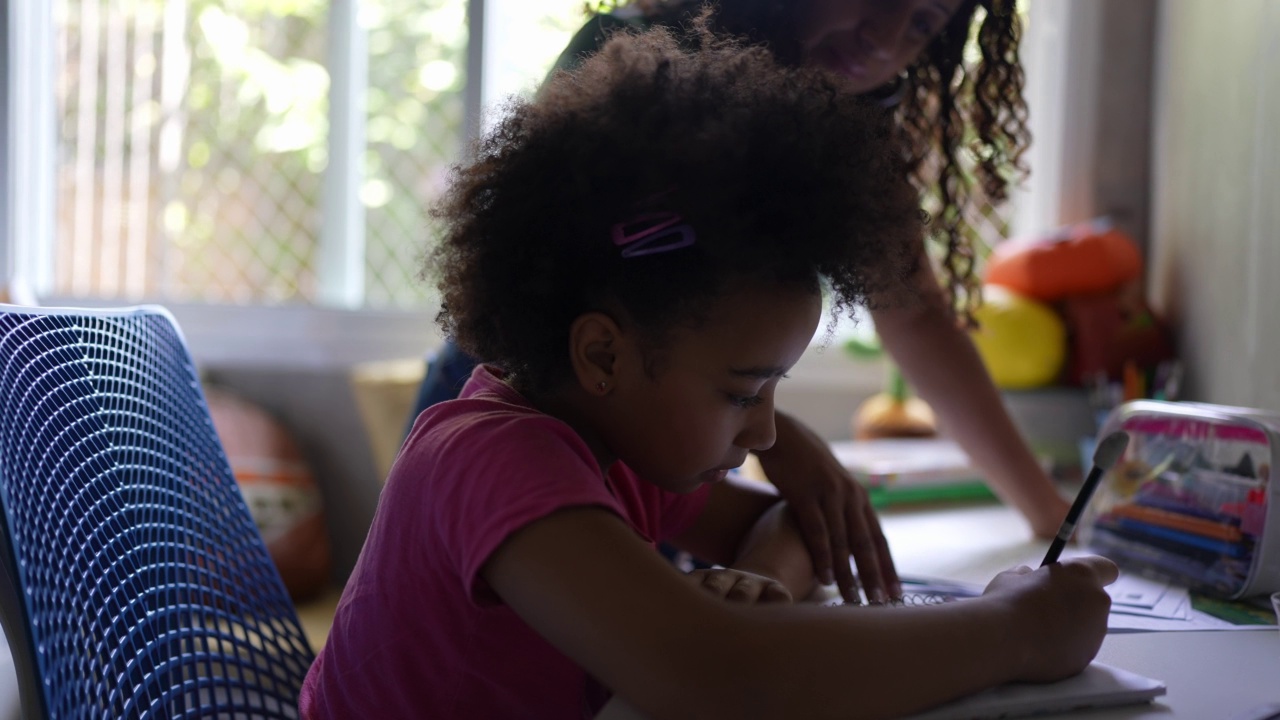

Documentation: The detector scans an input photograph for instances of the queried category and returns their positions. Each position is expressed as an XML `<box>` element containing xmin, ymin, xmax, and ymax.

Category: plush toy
<box><xmin>985</xmin><ymin>218</ymin><xmax>1142</xmax><ymax>302</ymax></box>
<box><xmin>1059</xmin><ymin>285</ymin><xmax>1176</xmax><ymax>385</ymax></box>
<box><xmin>969</xmin><ymin>284</ymin><xmax>1069</xmax><ymax>389</ymax></box>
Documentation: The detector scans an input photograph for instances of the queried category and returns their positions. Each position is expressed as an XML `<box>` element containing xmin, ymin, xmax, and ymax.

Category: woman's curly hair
<box><xmin>591</xmin><ymin>0</ymin><xmax>1031</xmax><ymax>321</ymax></box>
<box><xmin>428</xmin><ymin>27</ymin><xmax>922</xmax><ymax>391</ymax></box>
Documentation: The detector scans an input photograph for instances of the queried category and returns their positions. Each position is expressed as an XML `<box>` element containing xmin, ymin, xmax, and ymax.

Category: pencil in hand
<box><xmin>1041</xmin><ymin>430</ymin><xmax>1131</xmax><ymax>566</ymax></box>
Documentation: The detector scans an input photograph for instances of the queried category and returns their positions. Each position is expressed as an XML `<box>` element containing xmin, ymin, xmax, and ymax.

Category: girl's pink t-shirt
<box><xmin>300</xmin><ymin>365</ymin><xmax>710</xmax><ymax>718</ymax></box>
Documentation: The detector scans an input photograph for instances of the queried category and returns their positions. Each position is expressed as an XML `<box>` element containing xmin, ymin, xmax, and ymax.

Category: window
<box><xmin>6</xmin><ymin>1</ymin><xmax>1057</xmax><ymax>371</ymax></box>
<box><xmin>7</xmin><ymin>0</ymin><xmax>587</xmax><ymax>365</ymax></box>
<box><xmin>54</xmin><ymin>0</ymin><xmax>338</xmax><ymax>305</ymax></box>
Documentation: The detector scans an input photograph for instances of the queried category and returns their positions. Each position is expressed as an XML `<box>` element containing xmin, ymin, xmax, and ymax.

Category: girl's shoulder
<box><xmin>396</xmin><ymin>383</ymin><xmax>600</xmax><ymax>501</ymax></box>
<box><xmin>411</xmin><ymin>391</ymin><xmax>588</xmax><ymax>468</ymax></box>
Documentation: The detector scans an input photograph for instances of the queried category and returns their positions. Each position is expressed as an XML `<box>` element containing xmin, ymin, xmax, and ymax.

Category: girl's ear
<box><xmin>568</xmin><ymin>312</ymin><xmax>624</xmax><ymax>396</ymax></box>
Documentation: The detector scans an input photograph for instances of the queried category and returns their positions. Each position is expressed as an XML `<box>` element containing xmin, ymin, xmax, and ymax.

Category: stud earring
<box><xmin>596</xmin><ymin>381</ymin><xmax>608</xmax><ymax>393</ymax></box>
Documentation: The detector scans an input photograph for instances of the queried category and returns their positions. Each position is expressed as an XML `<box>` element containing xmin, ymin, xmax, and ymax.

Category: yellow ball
<box><xmin>970</xmin><ymin>285</ymin><xmax>1067</xmax><ymax>389</ymax></box>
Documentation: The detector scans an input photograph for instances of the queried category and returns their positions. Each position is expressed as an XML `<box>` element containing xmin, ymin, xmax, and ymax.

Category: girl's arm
<box><xmin>482</xmin><ymin>507</ymin><xmax>1116</xmax><ymax>720</ymax></box>
<box><xmin>872</xmin><ymin>250</ymin><xmax>1071</xmax><ymax>538</ymax></box>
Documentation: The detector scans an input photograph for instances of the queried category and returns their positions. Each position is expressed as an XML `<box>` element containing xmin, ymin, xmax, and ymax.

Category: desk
<box><xmin>599</xmin><ymin>502</ymin><xmax>1280</xmax><ymax>719</ymax></box>
<box><xmin>886</xmin><ymin>503</ymin><xmax>1280</xmax><ymax>719</ymax></box>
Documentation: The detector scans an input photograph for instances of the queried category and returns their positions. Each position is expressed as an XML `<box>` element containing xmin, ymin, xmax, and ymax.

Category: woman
<box><xmin>410</xmin><ymin>0</ymin><xmax>1069</xmax><ymax>604</ymax></box>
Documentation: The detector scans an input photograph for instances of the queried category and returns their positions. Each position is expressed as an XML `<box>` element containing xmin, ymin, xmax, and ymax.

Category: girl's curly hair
<box><xmin>590</xmin><ymin>0</ymin><xmax>1031</xmax><ymax>321</ymax></box>
<box><xmin>428</xmin><ymin>27</ymin><xmax>922</xmax><ymax>391</ymax></box>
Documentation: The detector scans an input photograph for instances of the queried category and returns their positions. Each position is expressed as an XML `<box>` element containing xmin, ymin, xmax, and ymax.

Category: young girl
<box><xmin>303</xmin><ymin>27</ymin><xmax>1115</xmax><ymax>720</ymax></box>
<box><xmin>412</xmin><ymin>0</ymin><xmax>1071</xmax><ymax>607</ymax></box>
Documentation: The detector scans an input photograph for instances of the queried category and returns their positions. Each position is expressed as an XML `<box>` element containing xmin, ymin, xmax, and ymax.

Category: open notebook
<box><xmin>594</xmin><ymin>662</ymin><xmax>1165</xmax><ymax>720</ymax></box>
<box><xmin>901</xmin><ymin>661</ymin><xmax>1166</xmax><ymax>720</ymax></box>
<box><xmin>818</xmin><ymin>583</ymin><xmax>1166</xmax><ymax>719</ymax></box>
<box><xmin>597</xmin><ymin>580</ymin><xmax>1166</xmax><ymax>720</ymax></box>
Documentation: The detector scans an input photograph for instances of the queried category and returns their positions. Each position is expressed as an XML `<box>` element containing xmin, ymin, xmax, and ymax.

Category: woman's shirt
<box><xmin>551</xmin><ymin>9</ymin><xmax>654</xmax><ymax>76</ymax></box>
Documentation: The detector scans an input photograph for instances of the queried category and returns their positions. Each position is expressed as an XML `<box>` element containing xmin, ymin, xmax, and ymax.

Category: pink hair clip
<box><xmin>610</xmin><ymin>211</ymin><xmax>696</xmax><ymax>258</ymax></box>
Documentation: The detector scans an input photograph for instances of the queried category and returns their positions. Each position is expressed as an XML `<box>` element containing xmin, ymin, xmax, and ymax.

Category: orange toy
<box><xmin>985</xmin><ymin>219</ymin><xmax>1142</xmax><ymax>302</ymax></box>
<box><xmin>206</xmin><ymin>387</ymin><xmax>332</xmax><ymax>602</ymax></box>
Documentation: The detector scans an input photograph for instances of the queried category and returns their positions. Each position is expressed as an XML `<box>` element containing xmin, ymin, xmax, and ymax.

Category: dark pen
<box><xmin>1041</xmin><ymin>430</ymin><xmax>1131</xmax><ymax>566</ymax></box>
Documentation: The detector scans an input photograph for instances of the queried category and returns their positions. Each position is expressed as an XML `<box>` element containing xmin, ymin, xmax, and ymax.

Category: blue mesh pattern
<box><xmin>0</xmin><ymin>307</ymin><xmax>314</xmax><ymax>719</ymax></box>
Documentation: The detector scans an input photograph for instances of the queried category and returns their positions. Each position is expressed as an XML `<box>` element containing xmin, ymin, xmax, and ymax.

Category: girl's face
<box><xmin>798</xmin><ymin>0</ymin><xmax>968</xmax><ymax>93</ymax></box>
<box><xmin>603</xmin><ymin>283</ymin><xmax>822</xmax><ymax>494</ymax></box>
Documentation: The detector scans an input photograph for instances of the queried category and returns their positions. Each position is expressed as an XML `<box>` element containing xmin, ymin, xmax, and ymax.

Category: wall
<box><xmin>1148</xmin><ymin>0</ymin><xmax>1280</xmax><ymax>409</ymax></box>
<box><xmin>1013</xmin><ymin>0</ymin><xmax>1156</xmax><ymax>247</ymax></box>
<box><xmin>1092</xmin><ymin>0</ymin><xmax>1157</xmax><ymax>251</ymax></box>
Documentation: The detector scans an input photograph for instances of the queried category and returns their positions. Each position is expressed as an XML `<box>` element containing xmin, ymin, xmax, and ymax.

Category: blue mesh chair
<box><xmin>0</xmin><ymin>305</ymin><xmax>315</xmax><ymax>719</ymax></box>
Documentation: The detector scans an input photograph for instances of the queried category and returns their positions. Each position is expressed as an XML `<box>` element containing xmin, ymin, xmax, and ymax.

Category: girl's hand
<box><xmin>984</xmin><ymin>555</ymin><xmax>1118</xmax><ymax>682</ymax></box>
<box><xmin>686</xmin><ymin>567</ymin><xmax>793</xmax><ymax>605</ymax></box>
<box><xmin>754</xmin><ymin>411</ymin><xmax>900</xmax><ymax>604</ymax></box>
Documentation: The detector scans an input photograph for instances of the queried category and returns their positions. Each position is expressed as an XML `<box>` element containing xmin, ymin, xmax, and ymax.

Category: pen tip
<box><xmin>1092</xmin><ymin>430</ymin><xmax>1131</xmax><ymax>470</ymax></box>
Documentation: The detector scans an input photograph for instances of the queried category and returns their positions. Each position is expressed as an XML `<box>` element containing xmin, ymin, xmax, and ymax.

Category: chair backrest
<box><xmin>0</xmin><ymin>305</ymin><xmax>315</xmax><ymax>719</ymax></box>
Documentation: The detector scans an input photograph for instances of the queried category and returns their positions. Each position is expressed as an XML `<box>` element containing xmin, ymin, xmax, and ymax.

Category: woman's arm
<box><xmin>753</xmin><ymin>411</ymin><xmax>899</xmax><ymax>603</ymax></box>
<box><xmin>663</xmin><ymin>474</ymin><xmax>782</xmax><ymax>566</ymax></box>
<box><xmin>728</xmin><ymin>500</ymin><xmax>825</xmax><ymax>601</ymax></box>
<box><xmin>482</xmin><ymin>506</ymin><xmax>1116</xmax><ymax>720</ymax></box>
<box><xmin>872</xmin><ymin>252</ymin><xmax>1070</xmax><ymax>537</ymax></box>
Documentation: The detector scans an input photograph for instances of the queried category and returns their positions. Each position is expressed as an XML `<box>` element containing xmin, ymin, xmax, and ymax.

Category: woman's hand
<box><xmin>753</xmin><ymin>411</ymin><xmax>900</xmax><ymax>604</ymax></box>
<box><xmin>686</xmin><ymin>567</ymin><xmax>793</xmax><ymax>604</ymax></box>
<box><xmin>983</xmin><ymin>555</ymin><xmax>1118</xmax><ymax>682</ymax></box>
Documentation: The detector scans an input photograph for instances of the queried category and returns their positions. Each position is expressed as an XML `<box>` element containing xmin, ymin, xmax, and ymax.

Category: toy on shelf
<box><xmin>844</xmin><ymin>336</ymin><xmax>936</xmax><ymax>440</ymax></box>
<box><xmin>985</xmin><ymin>219</ymin><xmax>1142</xmax><ymax>302</ymax></box>
<box><xmin>852</xmin><ymin>364</ymin><xmax>936</xmax><ymax>440</ymax></box>
<box><xmin>973</xmin><ymin>218</ymin><xmax>1176</xmax><ymax>393</ymax></box>
<box><xmin>969</xmin><ymin>284</ymin><xmax>1067</xmax><ymax>389</ymax></box>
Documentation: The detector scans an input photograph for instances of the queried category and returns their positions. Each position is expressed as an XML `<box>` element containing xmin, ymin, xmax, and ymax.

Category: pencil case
<box><xmin>1078</xmin><ymin>400</ymin><xmax>1280</xmax><ymax>599</ymax></box>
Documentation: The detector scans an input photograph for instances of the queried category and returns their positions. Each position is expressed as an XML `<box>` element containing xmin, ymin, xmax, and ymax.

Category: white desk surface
<box><xmin>600</xmin><ymin>502</ymin><xmax>1280</xmax><ymax>719</ymax></box>
<box><xmin>881</xmin><ymin>502</ymin><xmax>1280</xmax><ymax>719</ymax></box>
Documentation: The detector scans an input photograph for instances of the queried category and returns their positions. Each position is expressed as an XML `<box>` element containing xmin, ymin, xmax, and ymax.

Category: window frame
<box><xmin>5</xmin><ymin>0</ymin><xmax>58</xmax><ymax>304</ymax></box>
<box><xmin>1009</xmin><ymin>0</ymin><xmax>1108</xmax><ymax>239</ymax></box>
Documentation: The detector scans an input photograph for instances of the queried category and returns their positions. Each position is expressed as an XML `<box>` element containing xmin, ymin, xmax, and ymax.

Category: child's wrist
<box><xmin>976</xmin><ymin>591</ymin><xmax>1040</xmax><ymax>680</ymax></box>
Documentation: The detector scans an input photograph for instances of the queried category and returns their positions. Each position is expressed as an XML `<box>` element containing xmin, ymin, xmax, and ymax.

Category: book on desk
<box><xmin>828</xmin><ymin>438</ymin><xmax>996</xmax><ymax>507</ymax></box>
